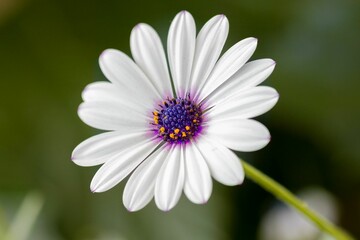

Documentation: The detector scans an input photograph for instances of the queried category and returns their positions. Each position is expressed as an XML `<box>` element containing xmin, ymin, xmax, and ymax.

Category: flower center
<box><xmin>152</xmin><ymin>94</ymin><xmax>203</xmax><ymax>144</ymax></box>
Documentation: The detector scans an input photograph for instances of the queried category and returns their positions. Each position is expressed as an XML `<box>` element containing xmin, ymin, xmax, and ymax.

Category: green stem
<box><xmin>242</xmin><ymin>160</ymin><xmax>354</xmax><ymax>240</ymax></box>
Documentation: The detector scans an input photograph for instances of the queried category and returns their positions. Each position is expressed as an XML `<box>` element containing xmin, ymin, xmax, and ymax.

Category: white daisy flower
<box><xmin>72</xmin><ymin>10</ymin><xmax>279</xmax><ymax>212</ymax></box>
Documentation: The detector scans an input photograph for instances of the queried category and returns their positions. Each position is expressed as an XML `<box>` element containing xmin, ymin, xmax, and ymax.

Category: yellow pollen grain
<box><xmin>185</xmin><ymin>126</ymin><xmax>190</xmax><ymax>131</ymax></box>
<box><xmin>153</xmin><ymin>111</ymin><xmax>158</xmax><ymax>116</ymax></box>
<box><xmin>174</xmin><ymin>128</ymin><xmax>180</xmax><ymax>134</ymax></box>
<box><xmin>193</xmin><ymin>119</ymin><xmax>197</xmax><ymax>123</ymax></box>
<box><xmin>170</xmin><ymin>133</ymin><xmax>175</xmax><ymax>139</ymax></box>
<box><xmin>181</xmin><ymin>132</ymin><xmax>186</xmax><ymax>137</ymax></box>
<box><xmin>160</xmin><ymin>127</ymin><xmax>165</xmax><ymax>133</ymax></box>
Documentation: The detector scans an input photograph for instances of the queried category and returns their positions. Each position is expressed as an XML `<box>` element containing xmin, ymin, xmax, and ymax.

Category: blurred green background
<box><xmin>1</xmin><ymin>0</ymin><xmax>359</xmax><ymax>239</ymax></box>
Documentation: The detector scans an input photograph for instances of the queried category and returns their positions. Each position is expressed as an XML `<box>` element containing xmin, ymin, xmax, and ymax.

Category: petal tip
<box><xmin>133</xmin><ymin>23</ymin><xmax>146</xmax><ymax>31</ymax></box>
<box><xmin>270</xmin><ymin>89</ymin><xmax>280</xmax><ymax>100</ymax></box>
<box><xmin>157</xmin><ymin>202</ymin><xmax>173</xmax><ymax>212</ymax></box>
<box><xmin>178</xmin><ymin>10</ymin><xmax>193</xmax><ymax>20</ymax></box>
<box><xmin>244</xmin><ymin>37</ymin><xmax>258</xmax><ymax>47</ymax></box>
<box><xmin>77</xmin><ymin>103</ymin><xmax>85</xmax><ymax>117</ymax></box>
<box><xmin>236</xmin><ymin>177</ymin><xmax>245</xmax><ymax>186</ymax></box>
<box><xmin>82</xmin><ymin>85</ymin><xmax>88</xmax><ymax>93</ymax></box>
<box><xmin>99</xmin><ymin>49</ymin><xmax>109</xmax><ymax>59</ymax></box>
<box><xmin>132</xmin><ymin>24</ymin><xmax>140</xmax><ymax>32</ymax></box>
<box><xmin>157</xmin><ymin>204</ymin><xmax>170</xmax><ymax>212</ymax></box>
<box><xmin>219</xmin><ymin>14</ymin><xmax>229</xmax><ymax>25</ymax></box>
<box><xmin>99</xmin><ymin>49</ymin><xmax>117</xmax><ymax>61</ymax></box>
<box><xmin>90</xmin><ymin>182</ymin><xmax>101</xmax><ymax>193</ymax></box>
<box><xmin>217</xmin><ymin>13</ymin><xmax>227</xmax><ymax>21</ymax></box>
<box><xmin>124</xmin><ymin>201</ymin><xmax>145</xmax><ymax>212</ymax></box>
<box><xmin>125</xmin><ymin>206</ymin><xmax>135</xmax><ymax>212</ymax></box>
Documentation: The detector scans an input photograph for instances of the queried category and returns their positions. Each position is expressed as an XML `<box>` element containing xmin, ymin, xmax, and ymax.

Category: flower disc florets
<box><xmin>152</xmin><ymin>94</ymin><xmax>203</xmax><ymax>144</ymax></box>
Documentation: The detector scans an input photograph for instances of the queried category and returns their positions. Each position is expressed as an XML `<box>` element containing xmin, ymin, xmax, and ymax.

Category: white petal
<box><xmin>206</xmin><ymin>59</ymin><xmax>276</xmax><ymax>104</ymax></box>
<box><xmin>184</xmin><ymin>142</ymin><xmax>212</xmax><ymax>204</ymax></box>
<box><xmin>155</xmin><ymin>145</ymin><xmax>184</xmax><ymax>211</ymax></box>
<box><xmin>199</xmin><ymin>37</ymin><xmax>258</xmax><ymax>101</ymax></box>
<box><xmin>197</xmin><ymin>135</ymin><xmax>244</xmax><ymax>186</ymax></box>
<box><xmin>167</xmin><ymin>11</ymin><xmax>196</xmax><ymax>97</ymax></box>
<box><xmin>205</xmin><ymin>119</ymin><xmax>270</xmax><ymax>152</ymax></box>
<box><xmin>90</xmin><ymin>137</ymin><xmax>159</xmax><ymax>192</ymax></box>
<box><xmin>81</xmin><ymin>81</ymin><xmax>150</xmax><ymax>110</ymax></box>
<box><xmin>72</xmin><ymin>130</ymin><xmax>147</xmax><ymax>167</ymax></box>
<box><xmin>123</xmin><ymin>145</ymin><xmax>167</xmax><ymax>212</ymax></box>
<box><xmin>99</xmin><ymin>49</ymin><xmax>161</xmax><ymax>103</ymax></box>
<box><xmin>78</xmin><ymin>101</ymin><xmax>150</xmax><ymax>131</ymax></box>
<box><xmin>190</xmin><ymin>15</ymin><xmax>228</xmax><ymax>98</ymax></box>
<box><xmin>207</xmin><ymin>86</ymin><xmax>279</xmax><ymax>120</ymax></box>
<box><xmin>131</xmin><ymin>23</ymin><xmax>173</xmax><ymax>97</ymax></box>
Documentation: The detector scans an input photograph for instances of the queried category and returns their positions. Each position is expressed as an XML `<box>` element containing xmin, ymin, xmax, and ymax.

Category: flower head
<box><xmin>72</xmin><ymin>11</ymin><xmax>279</xmax><ymax>211</ymax></box>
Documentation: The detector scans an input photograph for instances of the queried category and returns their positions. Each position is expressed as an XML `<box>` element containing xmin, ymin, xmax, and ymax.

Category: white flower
<box><xmin>72</xmin><ymin>11</ymin><xmax>279</xmax><ymax>212</ymax></box>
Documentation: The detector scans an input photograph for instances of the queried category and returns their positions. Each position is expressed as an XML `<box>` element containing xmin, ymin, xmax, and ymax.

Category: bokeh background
<box><xmin>1</xmin><ymin>0</ymin><xmax>359</xmax><ymax>239</ymax></box>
